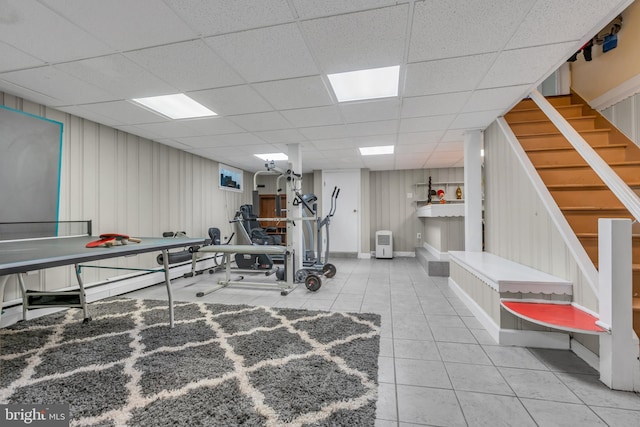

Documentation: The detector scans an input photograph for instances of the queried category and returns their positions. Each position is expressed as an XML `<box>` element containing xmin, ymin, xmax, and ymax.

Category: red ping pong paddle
<box><xmin>86</xmin><ymin>237</ymin><xmax>117</xmax><ymax>248</ymax></box>
<box><xmin>99</xmin><ymin>233</ymin><xmax>142</xmax><ymax>244</ymax></box>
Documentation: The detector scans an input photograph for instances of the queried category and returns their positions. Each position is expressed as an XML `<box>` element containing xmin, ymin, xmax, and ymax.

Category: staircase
<box><xmin>504</xmin><ymin>93</ymin><xmax>640</xmax><ymax>337</ymax></box>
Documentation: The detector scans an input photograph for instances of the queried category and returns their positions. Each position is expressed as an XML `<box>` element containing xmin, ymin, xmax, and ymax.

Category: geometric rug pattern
<box><xmin>0</xmin><ymin>298</ymin><xmax>381</xmax><ymax>426</ymax></box>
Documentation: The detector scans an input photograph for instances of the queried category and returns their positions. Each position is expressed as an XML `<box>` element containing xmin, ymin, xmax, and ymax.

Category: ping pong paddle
<box><xmin>99</xmin><ymin>233</ymin><xmax>142</xmax><ymax>244</ymax></box>
<box><xmin>86</xmin><ymin>237</ymin><xmax>117</xmax><ymax>248</ymax></box>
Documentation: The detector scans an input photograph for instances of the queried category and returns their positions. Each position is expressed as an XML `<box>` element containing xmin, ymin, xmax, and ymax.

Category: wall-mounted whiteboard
<box><xmin>0</xmin><ymin>106</ymin><xmax>63</xmax><ymax>227</ymax></box>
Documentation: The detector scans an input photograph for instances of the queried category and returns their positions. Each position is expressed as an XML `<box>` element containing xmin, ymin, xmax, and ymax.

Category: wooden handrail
<box><xmin>529</xmin><ymin>89</ymin><xmax>640</xmax><ymax>223</ymax></box>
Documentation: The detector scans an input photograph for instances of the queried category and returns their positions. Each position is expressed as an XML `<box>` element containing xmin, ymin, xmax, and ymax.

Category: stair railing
<box><xmin>529</xmin><ymin>89</ymin><xmax>640</xmax><ymax>222</ymax></box>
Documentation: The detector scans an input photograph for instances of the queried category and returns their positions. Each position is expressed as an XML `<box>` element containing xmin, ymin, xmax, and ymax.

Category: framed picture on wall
<box><xmin>219</xmin><ymin>163</ymin><xmax>243</xmax><ymax>192</ymax></box>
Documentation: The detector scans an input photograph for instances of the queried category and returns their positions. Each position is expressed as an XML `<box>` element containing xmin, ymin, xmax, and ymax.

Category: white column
<box><xmin>287</xmin><ymin>143</ymin><xmax>303</xmax><ymax>273</ymax></box>
<box><xmin>598</xmin><ymin>218</ymin><xmax>638</xmax><ymax>391</ymax></box>
<box><xmin>464</xmin><ymin>130</ymin><xmax>483</xmax><ymax>252</ymax></box>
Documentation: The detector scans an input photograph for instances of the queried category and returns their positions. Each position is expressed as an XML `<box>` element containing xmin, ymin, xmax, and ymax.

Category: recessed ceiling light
<box><xmin>131</xmin><ymin>94</ymin><xmax>217</xmax><ymax>119</ymax></box>
<box><xmin>359</xmin><ymin>145</ymin><xmax>394</xmax><ymax>156</ymax></box>
<box><xmin>254</xmin><ymin>153</ymin><xmax>288</xmax><ymax>161</ymax></box>
<box><xmin>328</xmin><ymin>65</ymin><xmax>400</xmax><ymax>102</ymax></box>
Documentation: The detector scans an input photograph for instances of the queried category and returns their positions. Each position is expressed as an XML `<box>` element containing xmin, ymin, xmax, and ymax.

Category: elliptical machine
<box><xmin>294</xmin><ymin>186</ymin><xmax>340</xmax><ymax>290</ymax></box>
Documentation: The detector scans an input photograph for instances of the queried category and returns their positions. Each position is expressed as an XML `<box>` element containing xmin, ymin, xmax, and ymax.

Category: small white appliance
<box><xmin>375</xmin><ymin>230</ymin><xmax>393</xmax><ymax>259</ymax></box>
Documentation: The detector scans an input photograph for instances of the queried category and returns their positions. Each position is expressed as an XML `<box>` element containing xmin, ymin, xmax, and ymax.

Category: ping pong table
<box><xmin>0</xmin><ymin>235</ymin><xmax>204</xmax><ymax>328</ymax></box>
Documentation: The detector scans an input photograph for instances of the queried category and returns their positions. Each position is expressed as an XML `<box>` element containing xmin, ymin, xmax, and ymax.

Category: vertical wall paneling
<box><xmin>0</xmin><ymin>91</ymin><xmax>258</xmax><ymax>302</ymax></box>
<box><xmin>484</xmin><ymin>121</ymin><xmax>597</xmax><ymax>310</ymax></box>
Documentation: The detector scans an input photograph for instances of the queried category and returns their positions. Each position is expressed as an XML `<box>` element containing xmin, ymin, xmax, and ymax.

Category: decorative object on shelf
<box><xmin>456</xmin><ymin>186</ymin><xmax>462</xmax><ymax>200</ymax></box>
<box><xmin>427</xmin><ymin>176</ymin><xmax>433</xmax><ymax>204</ymax></box>
<box><xmin>437</xmin><ymin>189</ymin><xmax>446</xmax><ymax>204</ymax></box>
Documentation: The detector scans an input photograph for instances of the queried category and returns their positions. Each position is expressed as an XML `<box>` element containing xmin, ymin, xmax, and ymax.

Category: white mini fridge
<box><xmin>375</xmin><ymin>230</ymin><xmax>393</xmax><ymax>259</ymax></box>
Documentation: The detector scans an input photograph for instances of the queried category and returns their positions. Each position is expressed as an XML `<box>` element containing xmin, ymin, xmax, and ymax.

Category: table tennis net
<box><xmin>0</xmin><ymin>220</ymin><xmax>92</xmax><ymax>241</ymax></box>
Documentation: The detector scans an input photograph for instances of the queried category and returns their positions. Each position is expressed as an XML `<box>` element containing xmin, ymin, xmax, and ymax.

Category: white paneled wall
<box><xmin>1</xmin><ymin>92</ymin><xmax>252</xmax><ymax>301</ymax></box>
<box><xmin>484</xmin><ymin>121</ymin><xmax>597</xmax><ymax>311</ymax></box>
<box><xmin>368</xmin><ymin>167</ymin><xmax>464</xmax><ymax>253</ymax></box>
<box><xmin>602</xmin><ymin>93</ymin><xmax>640</xmax><ymax>148</ymax></box>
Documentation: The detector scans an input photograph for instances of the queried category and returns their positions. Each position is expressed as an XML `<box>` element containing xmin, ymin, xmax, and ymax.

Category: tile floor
<box><xmin>125</xmin><ymin>257</ymin><xmax>640</xmax><ymax>426</ymax></box>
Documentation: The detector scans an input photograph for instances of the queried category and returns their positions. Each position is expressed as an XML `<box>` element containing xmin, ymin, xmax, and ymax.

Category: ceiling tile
<box><xmin>347</xmin><ymin>120</ymin><xmax>398</xmax><ymax>137</ymax></box>
<box><xmin>299</xmin><ymin>125</ymin><xmax>350</xmax><ymax>140</ymax></box>
<box><xmin>339</xmin><ymin>98</ymin><xmax>401</xmax><ymax>123</ymax></box>
<box><xmin>395</xmin><ymin>143</ymin><xmax>438</xmax><ymax>154</ymax></box>
<box><xmin>506</xmin><ymin>0</ymin><xmax>624</xmax><ymax>50</ymax></box>
<box><xmin>479</xmin><ymin>43</ymin><xmax>576</xmax><ymax>89</ymax></box>
<box><xmin>436</xmin><ymin>141</ymin><xmax>465</xmax><ymax>152</ymax></box>
<box><xmin>281</xmin><ymin>106</ymin><xmax>342</xmax><ymax>127</ymax></box>
<box><xmin>0</xmin><ymin>0</ymin><xmax>113</xmax><ymax>63</ymax></box>
<box><xmin>399</xmin><ymin>115</ymin><xmax>455</xmax><ymax>133</ymax></box>
<box><xmin>300</xmin><ymin>5</ymin><xmax>408</xmax><ymax>73</ymax></box>
<box><xmin>125</xmin><ymin>40</ymin><xmax>244</xmax><ymax>91</ymax></box>
<box><xmin>179</xmin><ymin>117</ymin><xmax>246</xmax><ymax>136</ymax></box>
<box><xmin>41</xmin><ymin>0</ymin><xmax>197</xmax><ymax>51</ymax></box>
<box><xmin>228</xmin><ymin>111</ymin><xmax>292</xmax><ymax>132</ymax></box>
<box><xmin>205</xmin><ymin>24</ymin><xmax>318</xmax><ymax>82</ymax></box>
<box><xmin>408</xmin><ymin>0</ymin><xmax>533</xmax><ymax>62</ymax></box>
<box><xmin>155</xmin><ymin>138</ymin><xmax>193</xmax><ymax>150</ymax></box>
<box><xmin>0</xmin><ymin>67</ymin><xmax>116</xmax><ymax>105</ymax></box>
<box><xmin>132</xmin><ymin>121</ymin><xmax>209</xmax><ymax>139</ymax></box>
<box><xmin>165</xmin><ymin>0</ymin><xmax>295</xmax><ymax>36</ymax></box>
<box><xmin>394</xmin><ymin>153</ymin><xmax>429</xmax><ymax>169</ymax></box>
<box><xmin>441</xmin><ymin>129</ymin><xmax>466</xmax><ymax>143</ymax></box>
<box><xmin>189</xmin><ymin>85</ymin><xmax>273</xmax><ymax>116</ymax></box>
<box><xmin>397</xmin><ymin>131</ymin><xmax>444</xmax><ymax>145</ymax></box>
<box><xmin>0</xmin><ymin>42</ymin><xmax>46</xmax><ymax>73</ymax></box>
<box><xmin>401</xmin><ymin>92</ymin><xmax>470</xmax><ymax>118</ymax></box>
<box><xmin>312</xmin><ymin>138</ymin><xmax>355</xmax><ymax>151</ymax></box>
<box><xmin>253</xmin><ymin>76</ymin><xmax>334</xmax><ymax>110</ymax></box>
<box><xmin>55</xmin><ymin>55</ymin><xmax>177</xmax><ymax>99</ymax></box>
<box><xmin>177</xmin><ymin>132</ymin><xmax>266</xmax><ymax>148</ymax></box>
<box><xmin>450</xmin><ymin>110</ymin><xmax>503</xmax><ymax>129</ymax></box>
<box><xmin>292</xmin><ymin>0</ymin><xmax>400</xmax><ymax>19</ymax></box>
<box><xmin>254</xmin><ymin>129</ymin><xmax>307</xmax><ymax>144</ymax></box>
<box><xmin>461</xmin><ymin>86</ymin><xmax>530</xmax><ymax>113</ymax></box>
<box><xmin>61</xmin><ymin>100</ymin><xmax>165</xmax><ymax>125</ymax></box>
<box><xmin>55</xmin><ymin>105</ymin><xmax>122</xmax><ymax>127</ymax></box>
<box><xmin>404</xmin><ymin>54</ymin><xmax>496</xmax><ymax>96</ymax></box>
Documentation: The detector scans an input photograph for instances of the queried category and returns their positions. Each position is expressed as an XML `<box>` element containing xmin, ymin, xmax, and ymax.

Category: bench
<box><xmin>448</xmin><ymin>251</ymin><xmax>604</xmax><ymax>346</ymax></box>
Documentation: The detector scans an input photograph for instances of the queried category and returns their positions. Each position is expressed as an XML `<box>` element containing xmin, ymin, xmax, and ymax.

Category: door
<box><xmin>322</xmin><ymin>170</ymin><xmax>359</xmax><ymax>253</ymax></box>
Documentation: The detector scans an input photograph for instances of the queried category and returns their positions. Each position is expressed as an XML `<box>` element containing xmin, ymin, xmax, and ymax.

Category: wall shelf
<box><xmin>417</xmin><ymin>203</ymin><xmax>465</xmax><ymax>217</ymax></box>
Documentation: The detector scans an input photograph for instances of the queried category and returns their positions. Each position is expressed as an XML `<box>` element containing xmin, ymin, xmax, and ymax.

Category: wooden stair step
<box><xmin>577</xmin><ymin>233</ymin><xmax>640</xmax><ymax>262</ymax></box>
<box><xmin>561</xmin><ymin>207</ymin><xmax>634</xmax><ymax>234</ymax></box>
<box><xmin>526</xmin><ymin>144</ymin><xmax>627</xmax><ymax>166</ymax></box>
<box><xmin>537</xmin><ymin>161</ymin><xmax>640</xmax><ymax>185</ymax></box>
<box><xmin>511</xmin><ymin>96</ymin><xmax>573</xmax><ymax>111</ymax></box>
<box><xmin>517</xmin><ymin>129</ymin><xmax>612</xmax><ymax>150</ymax></box>
<box><xmin>548</xmin><ymin>183</ymin><xmax>637</xmax><ymax>207</ymax></box>
<box><xmin>509</xmin><ymin>116</ymin><xmax>599</xmax><ymax>135</ymax></box>
<box><xmin>505</xmin><ymin>104</ymin><xmax>584</xmax><ymax>122</ymax></box>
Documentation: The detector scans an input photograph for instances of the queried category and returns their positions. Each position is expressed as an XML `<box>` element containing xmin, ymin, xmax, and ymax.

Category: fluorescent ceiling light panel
<box><xmin>131</xmin><ymin>94</ymin><xmax>217</xmax><ymax>119</ymax></box>
<box><xmin>359</xmin><ymin>145</ymin><xmax>394</xmax><ymax>156</ymax></box>
<box><xmin>254</xmin><ymin>153</ymin><xmax>288</xmax><ymax>161</ymax></box>
<box><xmin>328</xmin><ymin>65</ymin><xmax>400</xmax><ymax>102</ymax></box>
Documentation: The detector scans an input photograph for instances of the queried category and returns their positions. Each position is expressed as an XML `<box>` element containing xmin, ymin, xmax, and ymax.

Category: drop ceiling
<box><xmin>0</xmin><ymin>0</ymin><xmax>632</xmax><ymax>172</ymax></box>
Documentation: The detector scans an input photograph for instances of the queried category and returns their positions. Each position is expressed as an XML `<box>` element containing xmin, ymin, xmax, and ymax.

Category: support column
<box><xmin>598</xmin><ymin>218</ymin><xmax>638</xmax><ymax>391</ymax></box>
<box><xmin>287</xmin><ymin>143</ymin><xmax>303</xmax><ymax>272</ymax></box>
<box><xmin>464</xmin><ymin>130</ymin><xmax>483</xmax><ymax>252</ymax></box>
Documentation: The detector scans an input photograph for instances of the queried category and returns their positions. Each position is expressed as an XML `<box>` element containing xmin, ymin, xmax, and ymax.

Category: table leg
<box><xmin>0</xmin><ymin>275</ymin><xmax>9</xmax><ymax>326</ymax></box>
<box><xmin>74</xmin><ymin>264</ymin><xmax>90</xmax><ymax>322</ymax></box>
<box><xmin>162</xmin><ymin>249</ymin><xmax>174</xmax><ymax>328</ymax></box>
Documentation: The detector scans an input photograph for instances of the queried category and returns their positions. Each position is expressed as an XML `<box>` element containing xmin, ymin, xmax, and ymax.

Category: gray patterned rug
<box><xmin>0</xmin><ymin>298</ymin><xmax>381</xmax><ymax>426</ymax></box>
